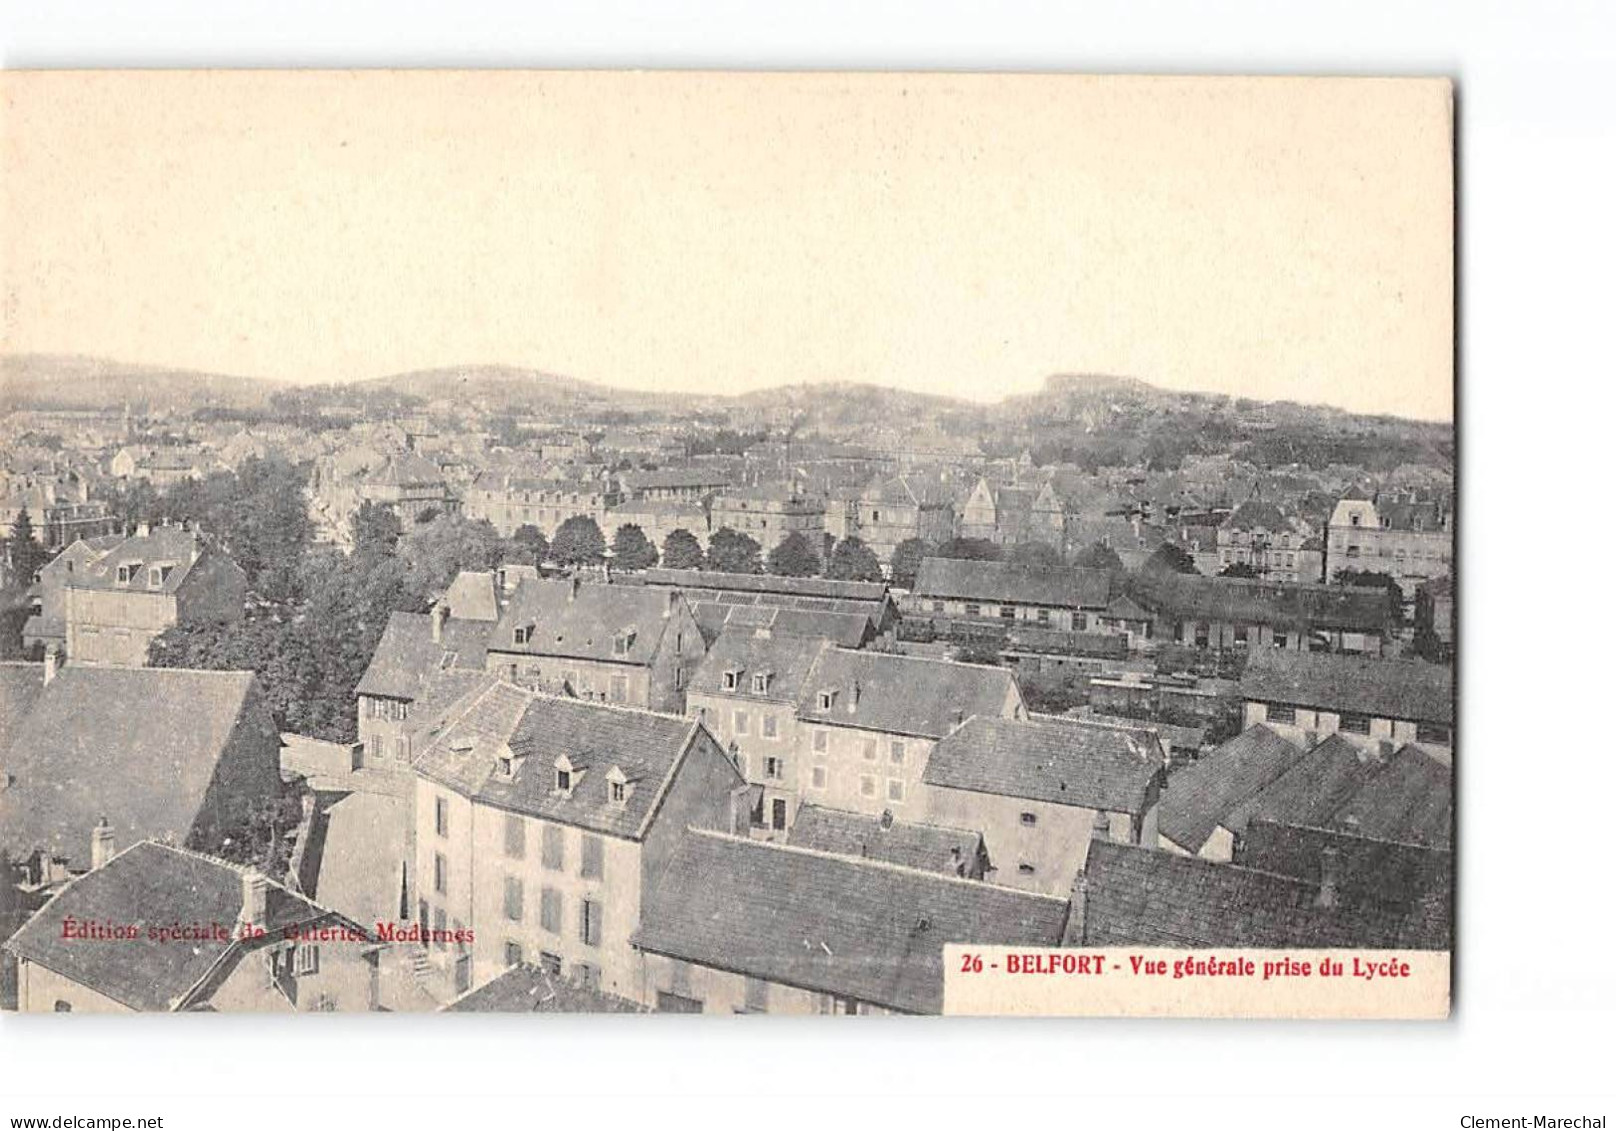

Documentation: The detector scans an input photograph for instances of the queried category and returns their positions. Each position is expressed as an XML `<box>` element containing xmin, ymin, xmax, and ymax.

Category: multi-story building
<box><xmin>907</xmin><ymin>556</ymin><xmax>1115</xmax><ymax>633</ymax></box>
<box><xmin>1135</xmin><ymin>573</ymin><xmax>1395</xmax><ymax>656</ymax></box>
<box><xmin>956</xmin><ymin>478</ymin><xmax>1067</xmax><ymax>547</ymax></box>
<box><xmin>5</xmin><ymin>841</ymin><xmax>379</xmax><ymax>1013</ymax></box>
<box><xmin>618</xmin><ymin>468</ymin><xmax>731</xmax><ymax>505</ymax></box>
<box><xmin>485</xmin><ymin>577</ymin><xmax>706</xmax><ymax>715</ymax></box>
<box><xmin>411</xmin><ymin>682</ymin><xmax>745</xmax><ymax>1001</ymax></box>
<box><xmin>710</xmin><ymin>484</ymin><xmax>826</xmax><ymax>551</ymax></box>
<box><xmin>1215</xmin><ymin>500</ymin><xmax>1324</xmax><ymax>583</ymax></box>
<box><xmin>464</xmin><ymin>472</ymin><xmax>619</xmax><ymax>539</ymax></box>
<box><xmin>919</xmin><ymin>714</ymin><xmax>1166</xmax><ymax>897</ymax></box>
<box><xmin>856</xmin><ymin>475</ymin><xmax>955</xmax><ymax>567</ymax></box>
<box><xmin>787</xmin><ymin>649</ymin><xmax>1026</xmax><ymax>829</ymax></box>
<box><xmin>62</xmin><ymin>524</ymin><xmax>246</xmax><ymax>666</ymax></box>
<box><xmin>685</xmin><ymin>629</ymin><xmax>834</xmax><ymax>834</ymax></box>
<box><xmin>21</xmin><ymin>535</ymin><xmax>122</xmax><ymax>657</ymax></box>
<box><xmin>359</xmin><ymin>453</ymin><xmax>457</xmax><ymax>525</ymax></box>
<box><xmin>1239</xmin><ymin>649</ymin><xmax>1453</xmax><ymax>756</ymax></box>
<box><xmin>605</xmin><ymin>499</ymin><xmax>710</xmax><ymax>554</ymax></box>
<box><xmin>1326</xmin><ymin>487</ymin><xmax>1453</xmax><ymax>597</ymax></box>
<box><xmin>0</xmin><ymin>474</ymin><xmax>118</xmax><ymax>550</ymax></box>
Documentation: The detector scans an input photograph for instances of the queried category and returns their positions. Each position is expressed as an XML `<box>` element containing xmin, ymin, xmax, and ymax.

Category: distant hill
<box><xmin>350</xmin><ymin>364</ymin><xmax>608</xmax><ymax>406</ymax></box>
<box><xmin>0</xmin><ymin>354</ymin><xmax>286</xmax><ymax>413</ymax></box>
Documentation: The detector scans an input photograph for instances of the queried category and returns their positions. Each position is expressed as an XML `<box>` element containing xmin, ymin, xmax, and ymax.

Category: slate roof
<box><xmin>1078</xmin><ymin>839</ymin><xmax>1421</xmax><ymax>949</ymax></box>
<box><xmin>632</xmin><ymin>830</ymin><xmax>1070</xmax><ymax>1014</ymax></box>
<box><xmin>913</xmin><ymin>557</ymin><xmax>1113</xmax><ymax>609</ymax></box>
<box><xmin>1230</xmin><ymin>734</ymin><xmax>1390</xmax><ymax>833</ymax></box>
<box><xmin>1220</xmin><ymin>500</ymin><xmax>1300</xmax><ymax>533</ymax></box>
<box><xmin>1241</xmin><ymin>650</ymin><xmax>1453</xmax><ymax>726</ymax></box>
<box><xmin>486</xmin><ymin>578</ymin><xmax>683</xmax><ymax>666</ymax></box>
<box><xmin>368</xmin><ymin>453</ymin><xmax>445</xmax><ymax>487</ymax></box>
<box><xmin>640</xmin><ymin>568</ymin><xmax>888</xmax><ymax>605</ymax></box>
<box><xmin>411</xmin><ymin>683</ymin><xmax>714</xmax><ymax>839</ymax></box>
<box><xmin>1156</xmin><ymin>725</ymin><xmax>1306</xmax><ymax>853</ymax></box>
<box><xmin>923</xmin><ymin>715</ymin><xmax>1163</xmax><ymax>814</ymax></box>
<box><xmin>440</xmin><ymin>571</ymin><xmax>502</xmax><ymax>622</ymax></box>
<box><xmin>1077</xmin><ymin>710</ymin><xmax>1206</xmax><ymax>753</ymax></box>
<box><xmin>3</xmin><ymin>841</ymin><xmax>343</xmax><ymax>1011</ymax></box>
<box><xmin>0</xmin><ymin>662</ymin><xmax>46</xmax><ymax>755</ymax></box>
<box><xmin>794</xmin><ymin>649</ymin><xmax>1020</xmax><ymax>740</ymax></box>
<box><xmin>620</xmin><ymin>468</ymin><xmax>731</xmax><ymax>492</ymax></box>
<box><xmin>0</xmin><ymin>666</ymin><xmax>271</xmax><ymax>870</ymax></box>
<box><xmin>688</xmin><ymin>632</ymin><xmax>832</xmax><ymax>702</ymax></box>
<box><xmin>354</xmin><ymin>612</ymin><xmax>491</xmax><ymax>701</ymax></box>
<box><xmin>787</xmin><ymin>805</ymin><xmax>984</xmax><ymax>876</ymax></box>
<box><xmin>443</xmin><ymin>964</ymin><xmax>646</xmax><ymax>1013</ymax></box>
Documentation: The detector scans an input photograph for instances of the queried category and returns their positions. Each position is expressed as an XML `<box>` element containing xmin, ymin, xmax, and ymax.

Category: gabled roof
<box><xmin>487</xmin><ymin>578</ymin><xmax>682</xmax><ymax>666</ymax></box>
<box><xmin>65</xmin><ymin>525</ymin><xmax>216</xmax><ymax>594</ymax></box>
<box><xmin>3</xmin><ymin>841</ymin><xmax>346</xmax><ymax>1011</ymax></box>
<box><xmin>0</xmin><ymin>666</ymin><xmax>268</xmax><ymax>871</ymax></box>
<box><xmin>354</xmin><ymin>611</ymin><xmax>490</xmax><ymax>701</ymax></box>
<box><xmin>1134</xmin><ymin>574</ymin><xmax>1392</xmax><ymax>634</ymax></box>
<box><xmin>688</xmin><ymin>632</ymin><xmax>832</xmax><ymax>703</ymax></box>
<box><xmin>1156</xmin><ymin>725</ymin><xmax>1305</xmax><ymax>853</ymax></box>
<box><xmin>1220</xmin><ymin>500</ymin><xmax>1299</xmax><ymax>533</ymax></box>
<box><xmin>368</xmin><ymin>453</ymin><xmax>445</xmax><ymax>487</ymax></box>
<box><xmin>443</xmin><ymin>964</ymin><xmax>646</xmax><ymax>1013</ymax></box>
<box><xmin>690</xmin><ymin>603</ymin><xmax>874</xmax><ymax>649</ymax></box>
<box><xmin>1229</xmin><ymin>734</ymin><xmax>1389</xmax><ymax>833</ymax></box>
<box><xmin>632</xmin><ymin>830</ymin><xmax>1070</xmax><ymax>1014</ymax></box>
<box><xmin>794</xmin><ymin>649</ymin><xmax>1021</xmax><ymax>740</ymax></box>
<box><xmin>0</xmin><ymin>661</ymin><xmax>46</xmax><ymax>755</ymax></box>
<box><xmin>412</xmin><ymin>683</ymin><xmax>719</xmax><ymax>840</ymax></box>
<box><xmin>913</xmin><ymin>557</ymin><xmax>1112</xmax><ymax>609</ymax></box>
<box><xmin>923</xmin><ymin>715</ymin><xmax>1163</xmax><ymax>814</ymax></box>
<box><xmin>1241</xmin><ymin>650</ymin><xmax>1453</xmax><ymax>726</ymax></box>
<box><xmin>640</xmin><ymin>568</ymin><xmax>888</xmax><ymax>604</ymax></box>
<box><xmin>1079</xmin><ymin>839</ymin><xmax>1422</xmax><ymax>949</ymax></box>
<box><xmin>787</xmin><ymin>804</ymin><xmax>984</xmax><ymax>876</ymax></box>
<box><xmin>863</xmin><ymin>474</ymin><xmax>953</xmax><ymax>509</ymax></box>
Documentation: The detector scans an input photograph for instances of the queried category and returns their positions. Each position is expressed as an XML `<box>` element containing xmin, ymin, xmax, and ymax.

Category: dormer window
<box><xmin>553</xmin><ymin>754</ymin><xmax>582</xmax><ymax>796</ymax></box>
<box><xmin>723</xmin><ymin>668</ymin><xmax>742</xmax><ymax>691</ymax></box>
<box><xmin>116</xmin><ymin>561</ymin><xmax>142</xmax><ymax>586</ymax></box>
<box><xmin>513</xmin><ymin>624</ymin><xmax>534</xmax><ymax>646</ymax></box>
<box><xmin>607</xmin><ymin>765</ymin><xmax>630</xmax><ymax>805</ymax></box>
<box><xmin>751</xmin><ymin>671</ymin><xmax>771</xmax><ymax>694</ymax></box>
<box><xmin>818</xmin><ymin>689</ymin><xmax>836</xmax><ymax>711</ymax></box>
<box><xmin>497</xmin><ymin>755</ymin><xmax>514</xmax><ymax>778</ymax></box>
<box><xmin>613</xmin><ymin>629</ymin><xmax>635</xmax><ymax>657</ymax></box>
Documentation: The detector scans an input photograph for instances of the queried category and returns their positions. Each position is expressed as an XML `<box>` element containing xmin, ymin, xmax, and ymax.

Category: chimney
<box><xmin>136</xmin><ymin>521</ymin><xmax>150</xmax><ymax>538</ymax></box>
<box><xmin>240</xmin><ymin>870</ymin><xmax>270</xmax><ymax>928</ymax></box>
<box><xmin>879</xmin><ymin>809</ymin><xmax>894</xmax><ymax>831</ymax></box>
<box><xmin>569</xmin><ymin>576</ymin><xmax>581</xmax><ymax>602</ymax></box>
<box><xmin>849</xmin><ymin>680</ymin><xmax>861</xmax><ymax>713</ymax></box>
<box><xmin>664</xmin><ymin>588</ymin><xmax>678</xmax><ymax>619</ymax></box>
<box><xmin>43</xmin><ymin>645</ymin><xmax>60</xmax><ymax>685</ymax></box>
<box><xmin>90</xmin><ymin>817</ymin><xmax>115</xmax><ymax>870</ymax></box>
<box><xmin>1090</xmin><ymin>813</ymin><xmax>1111</xmax><ymax>842</ymax></box>
<box><xmin>431</xmin><ymin>601</ymin><xmax>448</xmax><ymax>644</ymax></box>
<box><xmin>1316</xmin><ymin>847</ymin><xmax>1341</xmax><ymax>910</ymax></box>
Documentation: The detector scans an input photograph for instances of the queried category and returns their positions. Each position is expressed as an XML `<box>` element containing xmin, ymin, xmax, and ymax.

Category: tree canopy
<box><xmin>1006</xmin><ymin>540</ymin><xmax>1065</xmax><ymax>573</ymax></box>
<box><xmin>611</xmin><ymin>523</ymin><xmax>659</xmax><ymax>571</ymax></box>
<box><xmin>707</xmin><ymin>527</ymin><xmax>763</xmax><ymax>574</ymax></box>
<box><xmin>826</xmin><ymin>536</ymin><xmax>884</xmax><ymax>582</ymax></box>
<box><xmin>889</xmin><ymin>538</ymin><xmax>933</xmax><ymax>589</ymax></box>
<box><xmin>661</xmin><ymin>528</ymin><xmax>704</xmax><ymax>571</ymax></box>
<box><xmin>1072</xmin><ymin>541</ymin><xmax>1124</xmax><ymax>572</ymax></box>
<box><xmin>551</xmin><ymin>515</ymin><xmax>607</xmax><ymax>566</ymax></box>
<box><xmin>934</xmin><ymin>537</ymin><xmax>1002</xmax><ymax>562</ymax></box>
<box><xmin>767</xmin><ymin>531</ymin><xmax>822</xmax><ymax>578</ymax></box>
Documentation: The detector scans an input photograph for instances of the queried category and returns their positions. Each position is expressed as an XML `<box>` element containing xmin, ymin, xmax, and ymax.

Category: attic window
<box><xmin>818</xmin><ymin>689</ymin><xmax>836</xmax><ymax>711</ymax></box>
<box><xmin>751</xmin><ymin>672</ymin><xmax>771</xmax><ymax>694</ymax></box>
<box><xmin>116</xmin><ymin>562</ymin><xmax>142</xmax><ymax>586</ymax></box>
<box><xmin>147</xmin><ymin>564</ymin><xmax>174</xmax><ymax>589</ymax></box>
<box><xmin>723</xmin><ymin>669</ymin><xmax>742</xmax><ymax>691</ymax></box>
<box><xmin>607</xmin><ymin>765</ymin><xmax>630</xmax><ymax>805</ymax></box>
<box><xmin>513</xmin><ymin>625</ymin><xmax>534</xmax><ymax>646</ymax></box>
<box><xmin>497</xmin><ymin>756</ymin><xmax>514</xmax><ymax>778</ymax></box>
<box><xmin>553</xmin><ymin>754</ymin><xmax>581</xmax><ymax>795</ymax></box>
<box><xmin>613</xmin><ymin>630</ymin><xmax>635</xmax><ymax>657</ymax></box>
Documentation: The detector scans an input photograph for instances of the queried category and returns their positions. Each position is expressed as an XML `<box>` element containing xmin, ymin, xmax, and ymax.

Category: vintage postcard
<box><xmin>0</xmin><ymin>71</ymin><xmax>1453</xmax><ymax>1017</ymax></box>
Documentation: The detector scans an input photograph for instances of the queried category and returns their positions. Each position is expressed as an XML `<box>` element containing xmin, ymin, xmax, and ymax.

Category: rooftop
<box><xmin>488</xmin><ymin>578</ymin><xmax>685</xmax><ymax>666</ymax></box>
<box><xmin>786</xmin><ymin>804</ymin><xmax>984</xmax><ymax>876</ymax></box>
<box><xmin>1241</xmin><ymin>650</ymin><xmax>1453</xmax><ymax>726</ymax></box>
<box><xmin>913</xmin><ymin>557</ymin><xmax>1113</xmax><ymax>609</ymax></box>
<box><xmin>1156</xmin><ymin>725</ymin><xmax>1305</xmax><ymax>853</ymax></box>
<box><xmin>794</xmin><ymin>648</ymin><xmax>1021</xmax><ymax>740</ymax></box>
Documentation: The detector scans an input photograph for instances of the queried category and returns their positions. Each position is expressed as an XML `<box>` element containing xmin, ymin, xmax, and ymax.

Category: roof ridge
<box><xmin>684</xmin><ymin>827</ymin><xmax>1071</xmax><ymax>906</ymax></box>
<box><xmin>823</xmin><ymin>645</ymin><xmax>1011</xmax><ymax>676</ymax></box>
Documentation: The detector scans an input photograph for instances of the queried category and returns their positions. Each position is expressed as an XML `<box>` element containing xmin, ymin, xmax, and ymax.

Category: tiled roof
<box><xmin>0</xmin><ymin>666</ymin><xmax>270</xmax><ymax>871</ymax></box>
<box><xmin>1079</xmin><ymin>839</ymin><xmax>1420</xmax><ymax>949</ymax></box>
<box><xmin>443</xmin><ymin>964</ymin><xmax>645</xmax><ymax>1013</ymax></box>
<box><xmin>1077</xmin><ymin>710</ymin><xmax>1206</xmax><ymax>753</ymax></box>
<box><xmin>1156</xmin><ymin>725</ymin><xmax>1305</xmax><ymax>853</ymax></box>
<box><xmin>354</xmin><ymin>612</ymin><xmax>490</xmax><ymax>701</ymax></box>
<box><xmin>925</xmin><ymin>714</ymin><xmax>1163</xmax><ymax>814</ymax></box>
<box><xmin>1220</xmin><ymin>500</ymin><xmax>1299</xmax><ymax>533</ymax></box>
<box><xmin>487</xmin><ymin>578</ymin><xmax>682</xmax><ymax>666</ymax></box>
<box><xmin>863</xmin><ymin>474</ymin><xmax>953</xmax><ymax>509</ymax></box>
<box><xmin>3</xmin><ymin>841</ymin><xmax>341</xmax><ymax>1011</ymax></box>
<box><xmin>787</xmin><ymin>805</ymin><xmax>984</xmax><ymax>876</ymax></box>
<box><xmin>640</xmin><ymin>568</ymin><xmax>888</xmax><ymax>604</ymax></box>
<box><xmin>1229</xmin><ymin>734</ymin><xmax>1390</xmax><ymax>833</ymax></box>
<box><xmin>1241</xmin><ymin>650</ymin><xmax>1453</xmax><ymax>726</ymax></box>
<box><xmin>795</xmin><ymin>649</ymin><xmax>1020</xmax><ymax>740</ymax></box>
<box><xmin>412</xmin><ymin>683</ymin><xmax>714</xmax><ymax>839</ymax></box>
<box><xmin>1135</xmin><ymin>574</ymin><xmax>1393</xmax><ymax>634</ymax></box>
<box><xmin>690</xmin><ymin>603</ymin><xmax>874</xmax><ymax>649</ymax></box>
<box><xmin>0</xmin><ymin>661</ymin><xmax>46</xmax><ymax>754</ymax></box>
<box><xmin>632</xmin><ymin>830</ymin><xmax>1070</xmax><ymax>1014</ymax></box>
<box><xmin>368</xmin><ymin>453</ymin><xmax>445</xmax><ymax>487</ymax></box>
<box><xmin>688</xmin><ymin>632</ymin><xmax>832</xmax><ymax>702</ymax></box>
<box><xmin>64</xmin><ymin>525</ymin><xmax>211</xmax><ymax>594</ymax></box>
<box><xmin>913</xmin><ymin>557</ymin><xmax>1112</xmax><ymax>609</ymax></box>
<box><xmin>440</xmin><ymin>571</ymin><xmax>502</xmax><ymax>622</ymax></box>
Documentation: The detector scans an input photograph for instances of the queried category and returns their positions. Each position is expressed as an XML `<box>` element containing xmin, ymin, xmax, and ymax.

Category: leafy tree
<box><xmin>611</xmin><ymin>524</ymin><xmax>659</xmax><ymax>571</ymax></box>
<box><xmin>550</xmin><ymin>515</ymin><xmax>608</xmax><ymax>567</ymax></box>
<box><xmin>767</xmin><ymin>531</ymin><xmax>821</xmax><ymax>578</ymax></box>
<box><xmin>889</xmin><ymin>538</ymin><xmax>933</xmax><ymax>589</ymax></box>
<box><xmin>1143</xmin><ymin>543</ymin><xmax>1199</xmax><ymax>575</ymax></box>
<box><xmin>512</xmin><ymin>524</ymin><xmax>550</xmax><ymax>567</ymax></box>
<box><xmin>953</xmin><ymin>641</ymin><xmax>1003</xmax><ymax>666</ymax></box>
<box><xmin>1219</xmin><ymin>562</ymin><xmax>1262</xmax><ymax>579</ymax></box>
<box><xmin>1332</xmin><ymin>567</ymin><xmax>1405</xmax><ymax>628</ymax></box>
<box><xmin>826</xmin><ymin>536</ymin><xmax>884</xmax><ymax>582</ymax></box>
<box><xmin>353</xmin><ymin>500</ymin><xmax>403</xmax><ymax>558</ymax></box>
<box><xmin>1072</xmin><ymin>541</ymin><xmax>1124</xmax><ymax>572</ymax></box>
<box><xmin>1018</xmin><ymin>667</ymin><xmax>1089</xmax><ymax>715</ymax></box>
<box><xmin>6</xmin><ymin>508</ymin><xmax>49</xmax><ymax>584</ymax></box>
<box><xmin>706</xmin><ymin>527</ymin><xmax>763</xmax><ymax>574</ymax></box>
<box><xmin>661</xmin><ymin>528</ymin><xmax>704</xmax><ymax>571</ymax></box>
<box><xmin>399</xmin><ymin>514</ymin><xmax>507</xmax><ymax>600</ymax></box>
<box><xmin>1006</xmin><ymin>541</ymin><xmax>1064</xmax><ymax>573</ymax></box>
<box><xmin>934</xmin><ymin>537</ymin><xmax>1002</xmax><ymax>562</ymax></box>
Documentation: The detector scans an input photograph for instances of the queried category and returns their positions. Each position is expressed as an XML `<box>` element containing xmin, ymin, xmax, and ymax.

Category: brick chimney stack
<box><xmin>90</xmin><ymin>817</ymin><xmax>115</xmax><ymax>870</ymax></box>
<box><xmin>240</xmin><ymin>870</ymin><xmax>270</xmax><ymax>929</ymax></box>
<box><xmin>431</xmin><ymin>601</ymin><xmax>448</xmax><ymax>644</ymax></box>
<box><xmin>43</xmin><ymin>645</ymin><xmax>60</xmax><ymax>685</ymax></box>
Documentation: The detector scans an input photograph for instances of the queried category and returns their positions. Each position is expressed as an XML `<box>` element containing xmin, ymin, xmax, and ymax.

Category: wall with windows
<box><xmin>793</xmin><ymin>723</ymin><xmax>934</xmax><ymax>825</ymax></box>
<box><xmin>686</xmin><ymin>689</ymin><xmax>800</xmax><ymax>836</ymax></box>
<box><xmin>1242</xmin><ymin>701</ymin><xmax>1451</xmax><ymax>757</ymax></box>
<box><xmin>635</xmin><ymin>952</ymin><xmax>896</xmax><ymax>1015</ymax></box>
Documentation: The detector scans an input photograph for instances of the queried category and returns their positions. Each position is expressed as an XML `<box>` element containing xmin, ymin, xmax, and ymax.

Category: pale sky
<box><xmin>1</xmin><ymin>71</ymin><xmax>1452</xmax><ymax>420</ymax></box>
